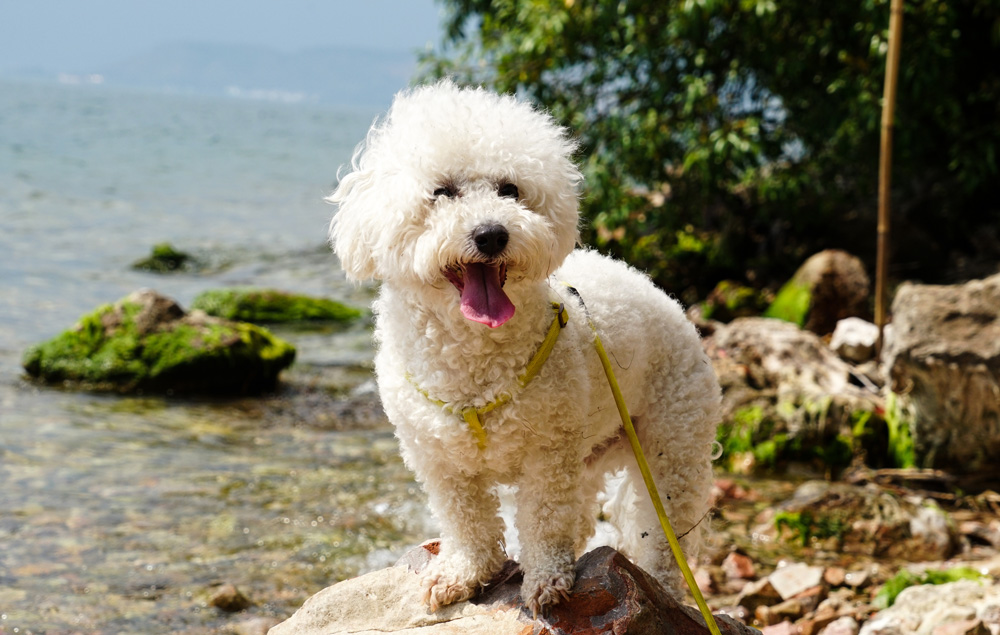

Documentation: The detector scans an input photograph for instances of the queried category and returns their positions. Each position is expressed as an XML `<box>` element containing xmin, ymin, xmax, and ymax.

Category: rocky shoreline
<box><xmin>10</xmin><ymin>249</ymin><xmax>999</xmax><ymax>634</ymax></box>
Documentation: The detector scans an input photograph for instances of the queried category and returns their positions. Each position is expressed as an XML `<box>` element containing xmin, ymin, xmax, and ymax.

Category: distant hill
<box><xmin>105</xmin><ymin>41</ymin><xmax>417</xmax><ymax>107</ymax></box>
<box><xmin>12</xmin><ymin>41</ymin><xmax>420</xmax><ymax>108</ymax></box>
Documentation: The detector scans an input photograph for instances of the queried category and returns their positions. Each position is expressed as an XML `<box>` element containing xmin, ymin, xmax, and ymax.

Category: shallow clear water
<box><xmin>0</xmin><ymin>78</ymin><xmax>433</xmax><ymax>634</ymax></box>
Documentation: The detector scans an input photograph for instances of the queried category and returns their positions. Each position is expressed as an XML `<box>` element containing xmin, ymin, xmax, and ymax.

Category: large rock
<box><xmin>704</xmin><ymin>317</ymin><xmax>883</xmax><ymax>472</ymax></box>
<box><xmin>269</xmin><ymin>544</ymin><xmax>758</xmax><ymax>635</ymax></box>
<box><xmin>764</xmin><ymin>250</ymin><xmax>870</xmax><ymax>335</ymax></box>
<box><xmin>22</xmin><ymin>290</ymin><xmax>296</xmax><ymax>394</ymax></box>
<box><xmin>860</xmin><ymin>579</ymin><xmax>1000</xmax><ymax>635</ymax></box>
<box><xmin>882</xmin><ymin>273</ymin><xmax>1000</xmax><ymax>474</ymax></box>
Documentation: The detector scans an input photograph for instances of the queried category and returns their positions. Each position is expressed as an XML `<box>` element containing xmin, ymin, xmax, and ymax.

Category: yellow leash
<box><xmin>590</xmin><ymin>325</ymin><xmax>723</xmax><ymax>635</ymax></box>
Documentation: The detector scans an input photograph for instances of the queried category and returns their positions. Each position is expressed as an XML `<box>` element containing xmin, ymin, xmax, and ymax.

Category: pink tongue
<box><xmin>460</xmin><ymin>263</ymin><xmax>515</xmax><ymax>328</ymax></box>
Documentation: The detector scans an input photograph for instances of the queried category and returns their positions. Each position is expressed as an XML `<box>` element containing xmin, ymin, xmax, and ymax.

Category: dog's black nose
<box><xmin>472</xmin><ymin>223</ymin><xmax>509</xmax><ymax>257</ymax></box>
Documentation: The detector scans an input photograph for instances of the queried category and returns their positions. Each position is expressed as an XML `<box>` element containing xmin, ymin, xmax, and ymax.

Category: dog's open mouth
<box><xmin>443</xmin><ymin>262</ymin><xmax>515</xmax><ymax>328</ymax></box>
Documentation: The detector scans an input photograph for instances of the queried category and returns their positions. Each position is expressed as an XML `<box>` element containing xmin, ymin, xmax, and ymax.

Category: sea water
<box><xmin>0</xmin><ymin>78</ymin><xmax>429</xmax><ymax>633</ymax></box>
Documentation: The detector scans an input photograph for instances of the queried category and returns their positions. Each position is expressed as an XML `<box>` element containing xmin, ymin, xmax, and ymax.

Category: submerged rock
<box><xmin>269</xmin><ymin>543</ymin><xmax>758</xmax><ymax>635</ymax></box>
<box><xmin>764</xmin><ymin>250</ymin><xmax>870</xmax><ymax>335</ymax></box>
<box><xmin>22</xmin><ymin>290</ymin><xmax>295</xmax><ymax>394</ymax></box>
<box><xmin>191</xmin><ymin>288</ymin><xmax>363</xmax><ymax>324</ymax></box>
<box><xmin>881</xmin><ymin>273</ymin><xmax>1000</xmax><ymax>475</ymax></box>
<box><xmin>131</xmin><ymin>242</ymin><xmax>199</xmax><ymax>273</ymax></box>
<box><xmin>210</xmin><ymin>582</ymin><xmax>252</xmax><ymax>612</ymax></box>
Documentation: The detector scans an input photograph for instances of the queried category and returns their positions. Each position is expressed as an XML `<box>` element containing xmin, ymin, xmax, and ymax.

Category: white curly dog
<box><xmin>329</xmin><ymin>81</ymin><xmax>721</xmax><ymax>615</ymax></box>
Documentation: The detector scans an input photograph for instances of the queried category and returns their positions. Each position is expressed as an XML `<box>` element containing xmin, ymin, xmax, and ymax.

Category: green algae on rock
<box><xmin>191</xmin><ymin>288</ymin><xmax>364</xmax><ymax>324</ymax></box>
<box><xmin>763</xmin><ymin>249</ymin><xmax>870</xmax><ymax>335</ymax></box>
<box><xmin>132</xmin><ymin>242</ymin><xmax>199</xmax><ymax>273</ymax></box>
<box><xmin>22</xmin><ymin>290</ymin><xmax>296</xmax><ymax>394</ymax></box>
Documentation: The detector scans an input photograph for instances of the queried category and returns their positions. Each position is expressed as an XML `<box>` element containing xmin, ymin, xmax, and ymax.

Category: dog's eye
<box><xmin>497</xmin><ymin>183</ymin><xmax>519</xmax><ymax>199</ymax></box>
<box><xmin>433</xmin><ymin>184</ymin><xmax>457</xmax><ymax>199</ymax></box>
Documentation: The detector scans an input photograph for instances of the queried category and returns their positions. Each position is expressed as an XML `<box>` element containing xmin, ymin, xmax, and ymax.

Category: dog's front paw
<box><xmin>420</xmin><ymin>557</ymin><xmax>492</xmax><ymax>612</ymax></box>
<box><xmin>521</xmin><ymin>568</ymin><xmax>575</xmax><ymax>618</ymax></box>
<box><xmin>421</xmin><ymin>573</ymin><xmax>476</xmax><ymax>612</ymax></box>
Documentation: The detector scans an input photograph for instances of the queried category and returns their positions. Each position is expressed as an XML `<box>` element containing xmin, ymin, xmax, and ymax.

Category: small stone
<box><xmin>736</xmin><ymin>577</ymin><xmax>783</xmax><ymax>614</ymax></box>
<box><xmin>793</xmin><ymin>585</ymin><xmax>827</xmax><ymax>613</ymax></box>
<box><xmin>824</xmin><ymin>567</ymin><xmax>847</xmax><ymax>587</ymax></box>
<box><xmin>843</xmin><ymin>569</ymin><xmax>870</xmax><ymax>588</ymax></box>
<box><xmin>830</xmin><ymin>317</ymin><xmax>880</xmax><ymax>363</ymax></box>
<box><xmin>695</xmin><ymin>566</ymin><xmax>717</xmax><ymax>594</ymax></box>
<box><xmin>231</xmin><ymin>616</ymin><xmax>281</xmax><ymax>635</ymax></box>
<box><xmin>799</xmin><ymin>607</ymin><xmax>839</xmax><ymax>635</ymax></box>
<box><xmin>723</xmin><ymin>552</ymin><xmax>757</xmax><ymax>581</ymax></box>
<box><xmin>756</xmin><ymin>597</ymin><xmax>806</xmax><ymax>626</ymax></box>
<box><xmin>931</xmin><ymin>619</ymin><xmax>990</xmax><ymax>635</ymax></box>
<box><xmin>209</xmin><ymin>583</ymin><xmax>252</xmax><ymax>613</ymax></box>
<box><xmin>762</xmin><ymin>621</ymin><xmax>800</xmax><ymax>635</ymax></box>
<box><xmin>394</xmin><ymin>539</ymin><xmax>440</xmax><ymax>573</ymax></box>
<box><xmin>820</xmin><ymin>616</ymin><xmax>860</xmax><ymax>635</ymax></box>
<box><xmin>770</xmin><ymin>563</ymin><xmax>826</xmax><ymax>601</ymax></box>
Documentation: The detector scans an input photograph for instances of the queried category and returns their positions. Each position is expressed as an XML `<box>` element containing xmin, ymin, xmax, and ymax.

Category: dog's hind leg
<box><xmin>609</xmin><ymin>409</ymin><xmax>716</xmax><ymax>598</ymax></box>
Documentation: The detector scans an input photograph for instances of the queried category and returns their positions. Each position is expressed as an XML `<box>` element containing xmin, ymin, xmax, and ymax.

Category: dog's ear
<box><xmin>327</xmin><ymin>169</ymin><xmax>382</xmax><ymax>281</ymax></box>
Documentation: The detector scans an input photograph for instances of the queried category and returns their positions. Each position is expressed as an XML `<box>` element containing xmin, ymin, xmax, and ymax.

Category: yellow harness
<box><xmin>406</xmin><ymin>289</ymin><xmax>722</xmax><ymax>635</ymax></box>
<box><xmin>406</xmin><ymin>301</ymin><xmax>568</xmax><ymax>451</ymax></box>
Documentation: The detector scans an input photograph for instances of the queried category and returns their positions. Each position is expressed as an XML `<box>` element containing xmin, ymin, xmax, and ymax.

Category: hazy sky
<box><xmin>0</xmin><ymin>0</ymin><xmax>445</xmax><ymax>72</ymax></box>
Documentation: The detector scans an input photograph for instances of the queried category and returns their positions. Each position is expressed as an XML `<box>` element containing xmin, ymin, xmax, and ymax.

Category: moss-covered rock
<box><xmin>705</xmin><ymin>317</ymin><xmax>887</xmax><ymax>475</ymax></box>
<box><xmin>763</xmin><ymin>249</ymin><xmax>870</xmax><ymax>335</ymax></box>
<box><xmin>132</xmin><ymin>243</ymin><xmax>199</xmax><ymax>273</ymax></box>
<box><xmin>22</xmin><ymin>290</ymin><xmax>296</xmax><ymax>394</ymax></box>
<box><xmin>190</xmin><ymin>288</ymin><xmax>363</xmax><ymax>324</ymax></box>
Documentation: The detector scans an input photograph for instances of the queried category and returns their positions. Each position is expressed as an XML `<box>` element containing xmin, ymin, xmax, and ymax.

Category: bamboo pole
<box><xmin>875</xmin><ymin>0</ymin><xmax>904</xmax><ymax>349</ymax></box>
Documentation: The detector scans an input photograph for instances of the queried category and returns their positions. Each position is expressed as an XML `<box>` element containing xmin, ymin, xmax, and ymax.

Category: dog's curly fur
<box><xmin>329</xmin><ymin>81</ymin><xmax>721</xmax><ymax>615</ymax></box>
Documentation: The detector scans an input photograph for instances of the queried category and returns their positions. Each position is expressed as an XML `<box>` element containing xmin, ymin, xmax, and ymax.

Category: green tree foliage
<box><xmin>420</xmin><ymin>0</ymin><xmax>1000</xmax><ymax>300</ymax></box>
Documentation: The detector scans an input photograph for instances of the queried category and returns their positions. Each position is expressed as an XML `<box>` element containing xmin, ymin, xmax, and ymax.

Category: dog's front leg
<box><xmin>515</xmin><ymin>444</ymin><xmax>582</xmax><ymax>616</ymax></box>
<box><xmin>419</xmin><ymin>470</ymin><xmax>506</xmax><ymax>611</ymax></box>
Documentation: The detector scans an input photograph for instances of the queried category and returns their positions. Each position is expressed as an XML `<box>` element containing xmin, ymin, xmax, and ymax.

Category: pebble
<box><xmin>724</xmin><ymin>551</ymin><xmax>758</xmax><ymax>581</ymax></box>
<box><xmin>757</xmin><ymin>597</ymin><xmax>807</xmax><ymax>626</ymax></box>
<box><xmin>799</xmin><ymin>607</ymin><xmax>839</xmax><ymax>635</ymax></box>
<box><xmin>737</xmin><ymin>577</ymin><xmax>783</xmax><ymax>613</ymax></box>
<box><xmin>231</xmin><ymin>616</ymin><xmax>282</xmax><ymax>635</ymax></box>
<box><xmin>770</xmin><ymin>563</ymin><xmax>826</xmax><ymax>600</ymax></box>
<box><xmin>209</xmin><ymin>583</ymin><xmax>252</xmax><ymax>612</ymax></box>
<box><xmin>762</xmin><ymin>621</ymin><xmax>801</xmax><ymax>635</ymax></box>
<box><xmin>930</xmin><ymin>619</ymin><xmax>990</xmax><ymax>635</ymax></box>
<box><xmin>824</xmin><ymin>567</ymin><xmax>847</xmax><ymax>587</ymax></box>
<box><xmin>843</xmin><ymin>569</ymin><xmax>871</xmax><ymax>589</ymax></box>
<box><xmin>820</xmin><ymin>616</ymin><xmax>860</xmax><ymax>635</ymax></box>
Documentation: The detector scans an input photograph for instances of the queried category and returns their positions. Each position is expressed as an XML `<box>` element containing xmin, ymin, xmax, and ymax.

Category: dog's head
<box><xmin>329</xmin><ymin>80</ymin><xmax>582</xmax><ymax>328</ymax></box>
